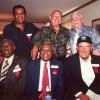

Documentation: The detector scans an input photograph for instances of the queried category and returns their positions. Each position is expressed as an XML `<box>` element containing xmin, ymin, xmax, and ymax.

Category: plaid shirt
<box><xmin>32</xmin><ymin>25</ymin><xmax>70</xmax><ymax>58</ymax></box>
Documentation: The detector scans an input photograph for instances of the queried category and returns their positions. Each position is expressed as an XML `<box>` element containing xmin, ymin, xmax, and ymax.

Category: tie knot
<box><xmin>44</xmin><ymin>63</ymin><xmax>47</xmax><ymax>67</ymax></box>
<box><xmin>5</xmin><ymin>60</ymin><xmax>9</xmax><ymax>65</ymax></box>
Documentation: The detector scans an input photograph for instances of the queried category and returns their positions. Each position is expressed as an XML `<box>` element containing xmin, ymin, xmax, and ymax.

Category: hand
<box><xmin>78</xmin><ymin>93</ymin><xmax>90</xmax><ymax>100</ymax></box>
<box><xmin>31</xmin><ymin>46</ymin><xmax>38</xmax><ymax>60</ymax></box>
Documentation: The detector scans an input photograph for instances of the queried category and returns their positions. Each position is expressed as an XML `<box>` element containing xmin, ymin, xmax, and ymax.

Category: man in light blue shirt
<box><xmin>69</xmin><ymin>12</ymin><xmax>100</xmax><ymax>55</ymax></box>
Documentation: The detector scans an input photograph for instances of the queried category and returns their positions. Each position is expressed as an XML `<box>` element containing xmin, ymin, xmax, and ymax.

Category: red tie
<box><xmin>39</xmin><ymin>63</ymin><xmax>49</xmax><ymax>100</ymax></box>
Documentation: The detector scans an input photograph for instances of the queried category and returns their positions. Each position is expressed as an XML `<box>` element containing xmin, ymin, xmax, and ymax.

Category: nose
<box><xmin>3</xmin><ymin>46</ymin><xmax>9</xmax><ymax>50</ymax></box>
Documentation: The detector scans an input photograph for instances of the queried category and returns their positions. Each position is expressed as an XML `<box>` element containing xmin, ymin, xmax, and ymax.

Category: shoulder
<box><xmin>50</xmin><ymin>59</ymin><xmax>62</xmax><ymax>67</ymax></box>
<box><xmin>25</xmin><ymin>22</ymin><xmax>37</xmax><ymax>28</ymax></box>
<box><xmin>91</xmin><ymin>55</ymin><xmax>100</xmax><ymax>62</ymax></box>
<box><xmin>83</xmin><ymin>25</ymin><xmax>94</xmax><ymax>31</ymax></box>
<box><xmin>4</xmin><ymin>22</ymin><xmax>14</xmax><ymax>29</ymax></box>
<box><xmin>27</xmin><ymin>59</ymin><xmax>40</xmax><ymax>67</ymax></box>
<box><xmin>66</xmin><ymin>53</ymin><xmax>79</xmax><ymax>62</ymax></box>
<box><xmin>41</xmin><ymin>26</ymin><xmax>51</xmax><ymax>32</ymax></box>
<box><xmin>60</xmin><ymin>26</ymin><xmax>69</xmax><ymax>33</ymax></box>
<box><xmin>14</xmin><ymin>55</ymin><xmax>27</xmax><ymax>64</ymax></box>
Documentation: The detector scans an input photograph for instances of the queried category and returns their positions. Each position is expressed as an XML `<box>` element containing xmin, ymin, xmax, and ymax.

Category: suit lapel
<box><xmin>7</xmin><ymin>55</ymin><xmax>17</xmax><ymax>74</ymax></box>
<box><xmin>33</xmin><ymin>59</ymin><xmax>40</xmax><ymax>90</ymax></box>
<box><xmin>50</xmin><ymin>61</ymin><xmax>57</xmax><ymax>92</ymax></box>
<box><xmin>0</xmin><ymin>62</ymin><xmax>3</xmax><ymax>74</ymax></box>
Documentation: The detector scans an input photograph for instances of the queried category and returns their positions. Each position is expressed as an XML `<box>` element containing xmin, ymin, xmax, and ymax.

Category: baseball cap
<box><xmin>77</xmin><ymin>36</ymin><xmax>92</xmax><ymax>44</ymax></box>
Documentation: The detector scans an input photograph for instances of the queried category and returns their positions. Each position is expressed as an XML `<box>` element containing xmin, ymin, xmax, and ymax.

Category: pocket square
<box><xmin>13</xmin><ymin>65</ymin><xmax>21</xmax><ymax>73</ymax></box>
<box><xmin>13</xmin><ymin>65</ymin><xmax>21</xmax><ymax>78</ymax></box>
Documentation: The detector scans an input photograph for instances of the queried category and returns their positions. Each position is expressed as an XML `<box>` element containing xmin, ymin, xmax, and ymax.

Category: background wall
<box><xmin>0</xmin><ymin>0</ymin><xmax>100</xmax><ymax>33</ymax></box>
<box><xmin>62</xmin><ymin>0</ymin><xmax>100</xmax><ymax>28</ymax></box>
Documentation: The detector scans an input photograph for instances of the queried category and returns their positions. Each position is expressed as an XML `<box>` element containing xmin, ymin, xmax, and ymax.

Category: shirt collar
<box><xmin>80</xmin><ymin>55</ymin><xmax>91</xmax><ymax>62</ymax></box>
<box><xmin>4</xmin><ymin>54</ymin><xmax>14</xmax><ymax>61</ymax></box>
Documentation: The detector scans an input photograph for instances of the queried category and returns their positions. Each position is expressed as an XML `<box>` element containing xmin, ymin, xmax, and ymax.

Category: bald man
<box><xmin>69</xmin><ymin>12</ymin><xmax>100</xmax><ymax>55</ymax></box>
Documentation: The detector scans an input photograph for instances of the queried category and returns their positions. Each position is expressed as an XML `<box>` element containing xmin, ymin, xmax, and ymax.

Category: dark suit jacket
<box><xmin>63</xmin><ymin>53</ymin><xmax>100</xmax><ymax>100</ymax></box>
<box><xmin>26</xmin><ymin>58</ymin><xmax>63</xmax><ymax>100</ymax></box>
<box><xmin>0</xmin><ymin>54</ymin><xmax>27</xmax><ymax>100</ymax></box>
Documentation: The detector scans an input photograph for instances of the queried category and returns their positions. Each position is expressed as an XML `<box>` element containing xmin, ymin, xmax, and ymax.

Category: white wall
<box><xmin>62</xmin><ymin>0</ymin><xmax>100</xmax><ymax>26</ymax></box>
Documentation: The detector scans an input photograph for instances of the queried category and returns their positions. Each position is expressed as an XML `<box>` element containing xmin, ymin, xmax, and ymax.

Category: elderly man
<box><xmin>0</xmin><ymin>39</ymin><xmax>27</xmax><ymax>100</ymax></box>
<box><xmin>70</xmin><ymin>12</ymin><xmax>100</xmax><ymax>55</ymax></box>
<box><xmin>32</xmin><ymin>10</ymin><xmax>70</xmax><ymax>62</ymax></box>
<box><xmin>26</xmin><ymin>42</ymin><xmax>63</xmax><ymax>100</ymax></box>
<box><xmin>63</xmin><ymin>36</ymin><xmax>100</xmax><ymax>100</ymax></box>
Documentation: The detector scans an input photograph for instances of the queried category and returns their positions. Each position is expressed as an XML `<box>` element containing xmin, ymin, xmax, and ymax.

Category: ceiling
<box><xmin>0</xmin><ymin>0</ymin><xmax>96</xmax><ymax>23</ymax></box>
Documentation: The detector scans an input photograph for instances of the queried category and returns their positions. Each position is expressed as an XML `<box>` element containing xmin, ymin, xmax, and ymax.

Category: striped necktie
<box><xmin>0</xmin><ymin>60</ymin><xmax>9</xmax><ymax>81</ymax></box>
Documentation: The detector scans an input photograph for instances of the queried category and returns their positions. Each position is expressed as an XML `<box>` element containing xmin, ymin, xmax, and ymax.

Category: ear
<box><xmin>91</xmin><ymin>44</ymin><xmax>93</xmax><ymax>51</ymax></box>
<box><xmin>13</xmin><ymin>45</ymin><xmax>16</xmax><ymax>50</ymax></box>
<box><xmin>49</xmin><ymin>16</ymin><xmax>51</xmax><ymax>21</ymax></box>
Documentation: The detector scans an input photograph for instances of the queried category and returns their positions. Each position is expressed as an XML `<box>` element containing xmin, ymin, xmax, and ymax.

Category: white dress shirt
<box><xmin>80</xmin><ymin>56</ymin><xmax>95</xmax><ymax>87</ymax></box>
<box><xmin>38</xmin><ymin>60</ymin><xmax>51</xmax><ymax>92</ymax></box>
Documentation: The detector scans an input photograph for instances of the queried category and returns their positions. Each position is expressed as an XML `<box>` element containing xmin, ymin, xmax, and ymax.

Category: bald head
<box><xmin>50</xmin><ymin>10</ymin><xmax>62</xmax><ymax>17</ymax></box>
<box><xmin>71</xmin><ymin>12</ymin><xmax>83</xmax><ymax>30</ymax></box>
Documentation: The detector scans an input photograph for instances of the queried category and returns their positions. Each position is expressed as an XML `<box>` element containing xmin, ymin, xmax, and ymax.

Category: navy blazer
<box><xmin>63</xmin><ymin>53</ymin><xmax>100</xmax><ymax>100</ymax></box>
<box><xmin>26</xmin><ymin>58</ymin><xmax>63</xmax><ymax>100</ymax></box>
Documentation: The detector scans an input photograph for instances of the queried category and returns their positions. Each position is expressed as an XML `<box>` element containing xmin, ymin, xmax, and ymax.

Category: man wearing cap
<box><xmin>63</xmin><ymin>36</ymin><xmax>100</xmax><ymax>100</ymax></box>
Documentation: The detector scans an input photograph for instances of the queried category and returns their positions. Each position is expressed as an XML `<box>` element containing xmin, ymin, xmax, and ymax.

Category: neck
<box><xmin>53</xmin><ymin>26</ymin><xmax>60</xmax><ymax>33</ymax></box>
<box><xmin>15</xmin><ymin>22</ymin><xmax>25</xmax><ymax>31</ymax></box>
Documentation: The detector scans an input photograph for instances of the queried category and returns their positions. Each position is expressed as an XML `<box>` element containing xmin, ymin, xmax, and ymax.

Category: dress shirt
<box><xmin>38</xmin><ymin>60</ymin><xmax>51</xmax><ymax>92</ymax></box>
<box><xmin>80</xmin><ymin>56</ymin><xmax>95</xmax><ymax>86</ymax></box>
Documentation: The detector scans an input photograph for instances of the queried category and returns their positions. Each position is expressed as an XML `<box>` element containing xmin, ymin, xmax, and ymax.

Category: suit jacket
<box><xmin>63</xmin><ymin>53</ymin><xmax>100</xmax><ymax>100</ymax></box>
<box><xmin>26</xmin><ymin>58</ymin><xmax>63</xmax><ymax>100</ymax></box>
<box><xmin>0</xmin><ymin>54</ymin><xmax>27</xmax><ymax>100</ymax></box>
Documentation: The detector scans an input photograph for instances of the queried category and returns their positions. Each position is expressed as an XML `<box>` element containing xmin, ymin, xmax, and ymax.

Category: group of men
<box><xmin>0</xmin><ymin>4</ymin><xmax>100</xmax><ymax>100</ymax></box>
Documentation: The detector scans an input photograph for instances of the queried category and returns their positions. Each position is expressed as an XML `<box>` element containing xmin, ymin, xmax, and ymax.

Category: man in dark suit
<box><xmin>0</xmin><ymin>39</ymin><xmax>27</xmax><ymax>100</ymax></box>
<box><xmin>63</xmin><ymin>36</ymin><xmax>100</xmax><ymax>100</ymax></box>
<box><xmin>26</xmin><ymin>42</ymin><xmax>63</xmax><ymax>100</ymax></box>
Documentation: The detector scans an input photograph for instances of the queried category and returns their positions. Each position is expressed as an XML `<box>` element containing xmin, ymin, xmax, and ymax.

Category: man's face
<box><xmin>77</xmin><ymin>42</ymin><xmax>92</xmax><ymax>60</ymax></box>
<box><xmin>50</xmin><ymin>11</ymin><xmax>62</xmax><ymax>27</ymax></box>
<box><xmin>1</xmin><ymin>41</ymin><xmax>15</xmax><ymax>58</ymax></box>
<box><xmin>14</xmin><ymin>8</ymin><xmax>25</xmax><ymax>24</ymax></box>
<box><xmin>71</xmin><ymin>13</ymin><xmax>83</xmax><ymax>29</ymax></box>
<box><xmin>40</xmin><ymin>44</ymin><xmax>53</xmax><ymax>62</ymax></box>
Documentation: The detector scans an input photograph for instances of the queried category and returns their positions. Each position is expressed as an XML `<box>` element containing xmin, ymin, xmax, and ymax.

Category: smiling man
<box><xmin>26</xmin><ymin>42</ymin><xmax>63</xmax><ymax>100</ymax></box>
<box><xmin>32</xmin><ymin>10</ymin><xmax>70</xmax><ymax>63</ymax></box>
<box><xmin>0</xmin><ymin>39</ymin><xmax>27</xmax><ymax>100</ymax></box>
<box><xmin>63</xmin><ymin>36</ymin><xmax>100</xmax><ymax>100</ymax></box>
<box><xmin>3</xmin><ymin>5</ymin><xmax>39</xmax><ymax>60</ymax></box>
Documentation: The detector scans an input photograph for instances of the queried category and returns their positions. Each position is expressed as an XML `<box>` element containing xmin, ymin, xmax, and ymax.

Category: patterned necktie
<box><xmin>0</xmin><ymin>60</ymin><xmax>9</xmax><ymax>81</ymax></box>
<box><xmin>40</xmin><ymin>63</ymin><xmax>49</xmax><ymax>100</ymax></box>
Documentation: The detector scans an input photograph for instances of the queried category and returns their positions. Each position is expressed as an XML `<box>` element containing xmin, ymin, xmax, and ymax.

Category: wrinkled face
<box><xmin>1</xmin><ymin>41</ymin><xmax>15</xmax><ymax>58</ymax></box>
<box><xmin>14</xmin><ymin>8</ymin><xmax>25</xmax><ymax>24</ymax></box>
<box><xmin>77</xmin><ymin>42</ymin><xmax>92</xmax><ymax>60</ymax></box>
<box><xmin>50</xmin><ymin>11</ymin><xmax>62</xmax><ymax>27</ymax></box>
<box><xmin>71</xmin><ymin>13</ymin><xmax>83</xmax><ymax>29</ymax></box>
<box><xmin>40</xmin><ymin>44</ymin><xmax>53</xmax><ymax>61</ymax></box>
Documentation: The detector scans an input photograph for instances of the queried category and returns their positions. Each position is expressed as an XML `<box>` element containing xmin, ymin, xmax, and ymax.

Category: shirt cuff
<box><xmin>75</xmin><ymin>91</ymin><xmax>82</xmax><ymax>97</ymax></box>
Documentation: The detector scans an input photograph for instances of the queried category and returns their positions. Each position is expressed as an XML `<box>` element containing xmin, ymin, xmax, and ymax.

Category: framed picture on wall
<box><xmin>92</xmin><ymin>18</ymin><xmax>100</xmax><ymax>34</ymax></box>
